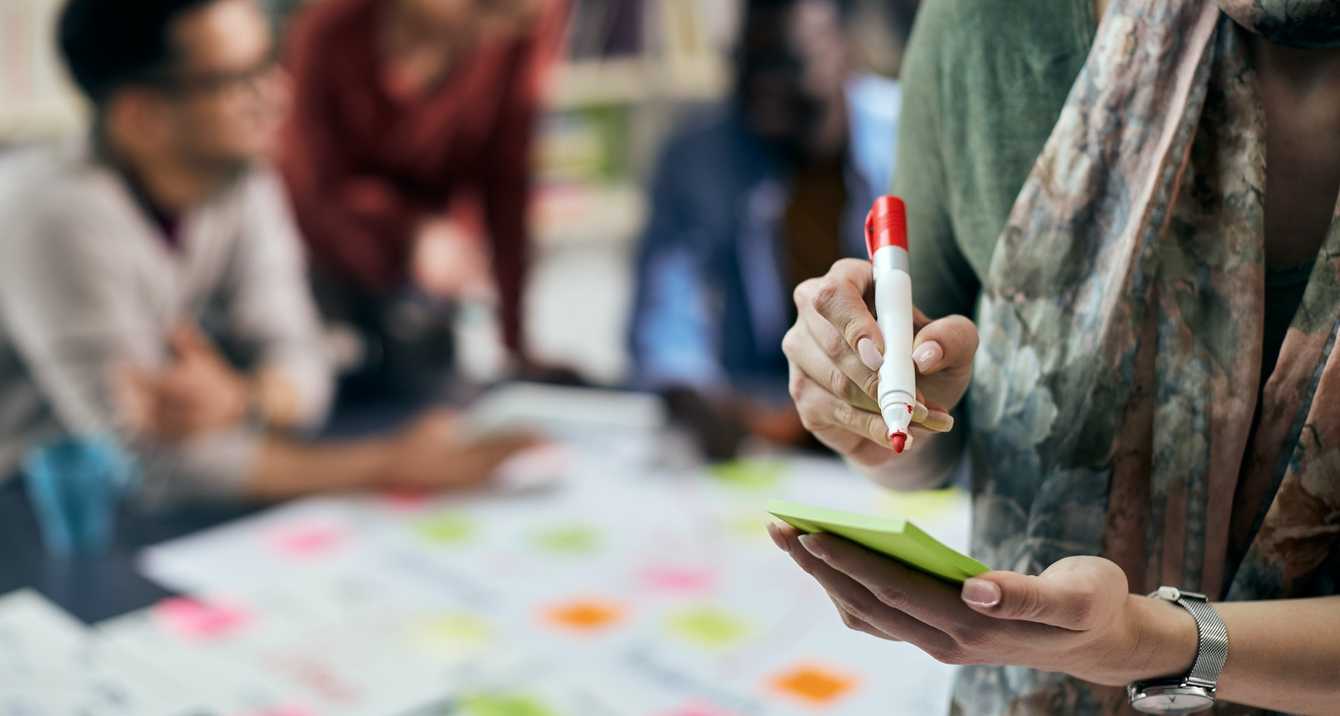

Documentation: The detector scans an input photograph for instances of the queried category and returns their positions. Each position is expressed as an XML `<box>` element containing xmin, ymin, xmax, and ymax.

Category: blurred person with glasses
<box><xmin>0</xmin><ymin>0</ymin><xmax>540</xmax><ymax>505</ymax></box>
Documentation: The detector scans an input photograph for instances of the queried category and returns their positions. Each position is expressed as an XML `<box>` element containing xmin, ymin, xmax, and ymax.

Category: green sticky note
<box><xmin>415</xmin><ymin>513</ymin><xmax>474</xmax><ymax>544</ymax></box>
<box><xmin>460</xmin><ymin>694</ymin><xmax>556</xmax><ymax>716</ymax></box>
<box><xmin>767</xmin><ymin>499</ymin><xmax>989</xmax><ymax>584</ymax></box>
<box><xmin>423</xmin><ymin>613</ymin><xmax>493</xmax><ymax>643</ymax></box>
<box><xmin>531</xmin><ymin>524</ymin><xmax>600</xmax><ymax>554</ymax></box>
<box><xmin>666</xmin><ymin>606</ymin><xmax>750</xmax><ymax>648</ymax></box>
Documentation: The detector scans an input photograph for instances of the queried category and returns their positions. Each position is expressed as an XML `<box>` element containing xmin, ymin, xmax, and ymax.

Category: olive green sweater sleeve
<box><xmin>892</xmin><ymin>0</ymin><xmax>1097</xmax><ymax>321</ymax></box>
<box><xmin>895</xmin><ymin>0</ymin><xmax>980</xmax><ymax>321</ymax></box>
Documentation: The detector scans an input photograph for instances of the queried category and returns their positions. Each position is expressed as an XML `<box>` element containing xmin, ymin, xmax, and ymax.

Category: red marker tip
<box><xmin>890</xmin><ymin>432</ymin><xmax>907</xmax><ymax>454</ymax></box>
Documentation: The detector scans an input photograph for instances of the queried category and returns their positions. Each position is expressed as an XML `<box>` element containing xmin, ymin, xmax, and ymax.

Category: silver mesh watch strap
<box><xmin>1152</xmin><ymin>587</ymin><xmax>1229</xmax><ymax>689</ymax></box>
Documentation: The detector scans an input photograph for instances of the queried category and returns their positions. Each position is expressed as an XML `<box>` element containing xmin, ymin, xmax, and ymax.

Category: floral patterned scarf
<box><xmin>958</xmin><ymin>1</ymin><xmax>1340</xmax><ymax>713</ymax></box>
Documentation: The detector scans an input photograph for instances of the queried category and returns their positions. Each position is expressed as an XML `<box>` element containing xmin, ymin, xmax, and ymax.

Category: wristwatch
<box><xmin>1127</xmin><ymin>587</ymin><xmax>1229</xmax><ymax>714</ymax></box>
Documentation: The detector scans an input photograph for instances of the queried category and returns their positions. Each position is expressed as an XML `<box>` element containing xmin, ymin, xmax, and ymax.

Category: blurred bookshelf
<box><xmin>536</xmin><ymin>0</ymin><xmax>738</xmax><ymax>249</ymax></box>
<box><xmin>0</xmin><ymin>0</ymin><xmax>87</xmax><ymax>147</ymax></box>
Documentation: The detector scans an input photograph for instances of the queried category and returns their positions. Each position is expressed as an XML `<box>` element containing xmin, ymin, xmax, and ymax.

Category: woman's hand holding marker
<box><xmin>782</xmin><ymin>197</ymin><xmax>977</xmax><ymax>469</ymax></box>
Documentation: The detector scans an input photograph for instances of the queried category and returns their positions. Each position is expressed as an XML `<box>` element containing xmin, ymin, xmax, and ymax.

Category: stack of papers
<box><xmin>0</xmin><ymin>590</ymin><xmax>203</xmax><ymax>715</ymax></box>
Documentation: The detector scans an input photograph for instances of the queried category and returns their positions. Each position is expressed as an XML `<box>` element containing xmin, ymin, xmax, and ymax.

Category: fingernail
<box><xmin>798</xmin><ymin>534</ymin><xmax>827</xmax><ymax>559</ymax></box>
<box><xmin>913</xmin><ymin>342</ymin><xmax>943</xmax><ymax>372</ymax></box>
<box><xmin>962</xmin><ymin>578</ymin><xmax>1001</xmax><ymax>607</ymax></box>
<box><xmin>857</xmin><ymin>338</ymin><xmax>883</xmax><ymax>372</ymax></box>
<box><xmin>767</xmin><ymin>523</ymin><xmax>786</xmax><ymax>550</ymax></box>
<box><xmin>912</xmin><ymin>402</ymin><xmax>929</xmax><ymax>423</ymax></box>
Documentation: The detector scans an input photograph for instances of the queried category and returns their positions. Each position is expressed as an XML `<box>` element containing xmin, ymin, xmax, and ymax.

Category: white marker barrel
<box><xmin>865</xmin><ymin>196</ymin><xmax>916</xmax><ymax>447</ymax></box>
<box><xmin>873</xmin><ymin>245</ymin><xmax>916</xmax><ymax>432</ymax></box>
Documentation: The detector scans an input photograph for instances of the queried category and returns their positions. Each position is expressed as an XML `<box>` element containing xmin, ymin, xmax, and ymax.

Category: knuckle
<box><xmin>797</xmin><ymin>397</ymin><xmax>828</xmax><ymax>431</ymax></box>
<box><xmin>929</xmin><ymin>645</ymin><xmax>969</xmax><ymax>666</ymax></box>
<box><xmin>859</xmin><ymin>371</ymin><xmax>880</xmax><ymax>399</ymax></box>
<box><xmin>832</xmin><ymin>258</ymin><xmax>869</xmax><ymax>280</ymax></box>
<box><xmin>827</xmin><ymin>365</ymin><xmax>851</xmax><ymax>398</ymax></box>
<box><xmin>796</xmin><ymin>402</ymin><xmax>816</xmax><ymax>429</ymax></box>
<box><xmin>812</xmin><ymin>279</ymin><xmax>841</xmax><ymax>316</ymax></box>
<box><xmin>948</xmin><ymin>624</ymin><xmax>986</xmax><ymax>650</ymax></box>
<box><xmin>841</xmin><ymin>319</ymin><xmax>869</xmax><ymax>347</ymax></box>
<box><xmin>1013</xmin><ymin>587</ymin><xmax>1043</xmax><ymax>621</ymax></box>
<box><xmin>839</xmin><ymin>611</ymin><xmax>863</xmax><ymax>630</ymax></box>
<box><xmin>846</xmin><ymin>593</ymin><xmax>882</xmax><ymax>621</ymax></box>
<box><xmin>872</xmin><ymin>585</ymin><xmax>908</xmax><ymax>610</ymax></box>
<box><xmin>818</xmin><ymin>326</ymin><xmax>847</xmax><ymax>360</ymax></box>
<box><xmin>1065</xmin><ymin>598</ymin><xmax>1096</xmax><ymax>629</ymax></box>
<box><xmin>793</xmin><ymin>279</ymin><xmax>817</xmax><ymax>309</ymax></box>
<box><xmin>781</xmin><ymin>327</ymin><xmax>800</xmax><ymax>358</ymax></box>
<box><xmin>831</xmin><ymin>397</ymin><xmax>855</xmax><ymax>428</ymax></box>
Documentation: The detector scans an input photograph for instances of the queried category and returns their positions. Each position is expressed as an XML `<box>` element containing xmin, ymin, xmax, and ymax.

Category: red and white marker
<box><xmin>865</xmin><ymin>196</ymin><xmax>916</xmax><ymax>453</ymax></box>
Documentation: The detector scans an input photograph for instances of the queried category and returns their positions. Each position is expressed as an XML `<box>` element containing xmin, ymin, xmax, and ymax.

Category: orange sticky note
<box><xmin>541</xmin><ymin>599</ymin><xmax>625</xmax><ymax>633</ymax></box>
<box><xmin>768</xmin><ymin>664</ymin><xmax>858</xmax><ymax>706</ymax></box>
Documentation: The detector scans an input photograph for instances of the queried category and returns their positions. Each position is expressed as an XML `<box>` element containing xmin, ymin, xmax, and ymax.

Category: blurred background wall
<box><xmin>0</xmin><ymin>0</ymin><xmax>905</xmax><ymax>388</ymax></box>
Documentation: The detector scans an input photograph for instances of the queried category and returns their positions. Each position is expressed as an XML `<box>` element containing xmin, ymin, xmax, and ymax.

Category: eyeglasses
<box><xmin>139</xmin><ymin>49</ymin><xmax>281</xmax><ymax>99</ymax></box>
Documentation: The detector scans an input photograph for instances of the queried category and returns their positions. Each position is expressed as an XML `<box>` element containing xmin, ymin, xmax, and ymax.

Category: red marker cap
<box><xmin>865</xmin><ymin>195</ymin><xmax>908</xmax><ymax>258</ymax></box>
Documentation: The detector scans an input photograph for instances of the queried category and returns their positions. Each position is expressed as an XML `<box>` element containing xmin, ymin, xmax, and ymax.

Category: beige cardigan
<box><xmin>0</xmin><ymin>143</ymin><xmax>332</xmax><ymax>500</ymax></box>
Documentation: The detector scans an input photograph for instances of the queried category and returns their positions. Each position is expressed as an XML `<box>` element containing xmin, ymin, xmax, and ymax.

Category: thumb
<box><xmin>960</xmin><ymin>570</ymin><xmax>1103</xmax><ymax>630</ymax></box>
<box><xmin>911</xmin><ymin>314</ymin><xmax>978</xmax><ymax>376</ymax></box>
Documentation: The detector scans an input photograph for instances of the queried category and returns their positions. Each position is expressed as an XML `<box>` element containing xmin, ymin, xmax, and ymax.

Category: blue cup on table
<box><xmin>22</xmin><ymin>436</ymin><xmax>139</xmax><ymax>557</ymax></box>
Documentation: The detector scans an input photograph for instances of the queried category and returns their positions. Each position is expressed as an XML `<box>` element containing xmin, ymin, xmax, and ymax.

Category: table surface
<box><xmin>0</xmin><ymin>479</ymin><xmax>260</xmax><ymax>624</ymax></box>
<box><xmin>0</xmin><ymin>389</ymin><xmax>968</xmax><ymax>715</ymax></box>
<box><xmin>0</xmin><ymin>398</ymin><xmax>422</xmax><ymax>624</ymax></box>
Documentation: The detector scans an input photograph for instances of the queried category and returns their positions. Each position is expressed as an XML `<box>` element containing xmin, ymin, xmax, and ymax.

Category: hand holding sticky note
<box><xmin>767</xmin><ymin>499</ymin><xmax>988</xmax><ymax>584</ymax></box>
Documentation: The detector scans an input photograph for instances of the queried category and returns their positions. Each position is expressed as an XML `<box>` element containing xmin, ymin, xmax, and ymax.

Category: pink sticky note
<box><xmin>154</xmin><ymin>597</ymin><xmax>250</xmax><ymax>640</ymax></box>
<box><xmin>269</xmin><ymin>524</ymin><xmax>345</xmax><ymax>558</ymax></box>
<box><xmin>642</xmin><ymin>566</ymin><xmax>716</xmax><ymax>594</ymax></box>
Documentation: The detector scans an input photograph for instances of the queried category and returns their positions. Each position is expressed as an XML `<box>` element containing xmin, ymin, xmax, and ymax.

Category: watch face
<box><xmin>1130</xmin><ymin>689</ymin><xmax>1215</xmax><ymax>714</ymax></box>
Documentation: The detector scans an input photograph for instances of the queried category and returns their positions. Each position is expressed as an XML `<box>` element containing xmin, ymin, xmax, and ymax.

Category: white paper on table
<box><xmin>129</xmin><ymin>410</ymin><xmax>965</xmax><ymax>715</ymax></box>
<box><xmin>0</xmin><ymin>589</ymin><xmax>206</xmax><ymax>716</ymax></box>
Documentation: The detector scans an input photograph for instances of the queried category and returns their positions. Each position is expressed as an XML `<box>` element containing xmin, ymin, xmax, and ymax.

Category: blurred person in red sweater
<box><xmin>280</xmin><ymin>0</ymin><xmax>567</xmax><ymax>397</ymax></box>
